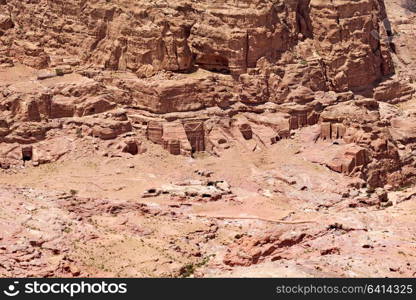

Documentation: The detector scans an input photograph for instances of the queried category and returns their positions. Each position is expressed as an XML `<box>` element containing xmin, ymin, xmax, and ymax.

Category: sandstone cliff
<box><xmin>0</xmin><ymin>0</ymin><xmax>415</xmax><ymax>186</ymax></box>
<box><xmin>2</xmin><ymin>0</ymin><xmax>416</xmax><ymax>279</ymax></box>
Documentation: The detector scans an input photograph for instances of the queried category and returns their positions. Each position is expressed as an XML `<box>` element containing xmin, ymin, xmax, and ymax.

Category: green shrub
<box><xmin>55</xmin><ymin>68</ymin><xmax>64</xmax><ymax>76</ymax></box>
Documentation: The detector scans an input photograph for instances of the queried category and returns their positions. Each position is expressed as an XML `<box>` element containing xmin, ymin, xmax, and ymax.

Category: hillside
<box><xmin>0</xmin><ymin>0</ymin><xmax>416</xmax><ymax>277</ymax></box>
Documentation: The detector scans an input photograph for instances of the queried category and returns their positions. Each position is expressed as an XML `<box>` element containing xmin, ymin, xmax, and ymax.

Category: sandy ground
<box><xmin>2</xmin><ymin>133</ymin><xmax>416</xmax><ymax>277</ymax></box>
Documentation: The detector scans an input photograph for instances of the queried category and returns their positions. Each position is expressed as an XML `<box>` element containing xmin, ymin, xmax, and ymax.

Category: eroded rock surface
<box><xmin>0</xmin><ymin>0</ymin><xmax>416</xmax><ymax>278</ymax></box>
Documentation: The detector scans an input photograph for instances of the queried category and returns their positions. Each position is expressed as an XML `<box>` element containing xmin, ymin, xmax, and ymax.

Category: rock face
<box><xmin>0</xmin><ymin>0</ymin><xmax>408</xmax><ymax>97</ymax></box>
<box><xmin>0</xmin><ymin>0</ymin><xmax>414</xmax><ymax>179</ymax></box>
<box><xmin>4</xmin><ymin>0</ymin><xmax>393</xmax><ymax>81</ymax></box>
<box><xmin>0</xmin><ymin>0</ymin><xmax>406</xmax><ymax>98</ymax></box>
<box><xmin>1</xmin><ymin>0</ymin><xmax>416</xmax><ymax>278</ymax></box>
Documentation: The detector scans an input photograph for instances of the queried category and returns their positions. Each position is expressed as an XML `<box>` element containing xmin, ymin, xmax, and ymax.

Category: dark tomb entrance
<box><xmin>184</xmin><ymin>121</ymin><xmax>205</xmax><ymax>154</ymax></box>
<box><xmin>22</xmin><ymin>146</ymin><xmax>33</xmax><ymax>163</ymax></box>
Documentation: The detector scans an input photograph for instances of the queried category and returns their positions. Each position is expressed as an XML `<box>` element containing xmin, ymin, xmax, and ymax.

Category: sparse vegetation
<box><xmin>76</xmin><ymin>127</ymin><xmax>83</xmax><ymax>138</ymax></box>
<box><xmin>69</xmin><ymin>189</ymin><xmax>78</xmax><ymax>196</ymax></box>
<box><xmin>55</xmin><ymin>68</ymin><xmax>64</xmax><ymax>76</ymax></box>
<box><xmin>180</xmin><ymin>254</ymin><xmax>216</xmax><ymax>278</ymax></box>
<box><xmin>63</xmin><ymin>226</ymin><xmax>72</xmax><ymax>233</ymax></box>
